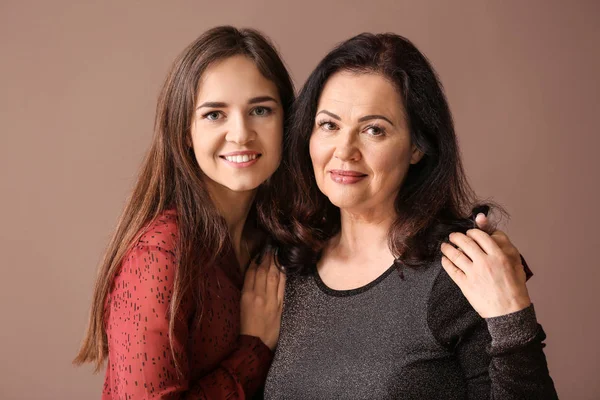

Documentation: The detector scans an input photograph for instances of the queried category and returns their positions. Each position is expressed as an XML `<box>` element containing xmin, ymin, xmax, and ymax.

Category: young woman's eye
<box><xmin>203</xmin><ymin>111</ymin><xmax>223</xmax><ymax>121</ymax></box>
<box><xmin>251</xmin><ymin>106</ymin><xmax>272</xmax><ymax>117</ymax></box>
<box><xmin>364</xmin><ymin>124</ymin><xmax>386</xmax><ymax>137</ymax></box>
<box><xmin>317</xmin><ymin>120</ymin><xmax>338</xmax><ymax>131</ymax></box>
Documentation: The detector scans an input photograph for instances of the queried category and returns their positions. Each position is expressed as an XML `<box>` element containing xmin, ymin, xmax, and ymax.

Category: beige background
<box><xmin>1</xmin><ymin>0</ymin><xmax>599</xmax><ymax>398</ymax></box>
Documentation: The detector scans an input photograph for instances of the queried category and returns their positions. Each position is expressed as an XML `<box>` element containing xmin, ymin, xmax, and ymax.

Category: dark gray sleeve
<box><xmin>427</xmin><ymin>268</ymin><xmax>558</xmax><ymax>399</ymax></box>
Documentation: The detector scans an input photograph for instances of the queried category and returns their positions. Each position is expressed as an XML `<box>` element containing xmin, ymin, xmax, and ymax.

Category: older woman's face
<box><xmin>309</xmin><ymin>71</ymin><xmax>422</xmax><ymax>214</ymax></box>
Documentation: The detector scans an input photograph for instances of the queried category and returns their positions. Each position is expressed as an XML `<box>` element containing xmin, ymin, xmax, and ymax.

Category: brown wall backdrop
<box><xmin>1</xmin><ymin>0</ymin><xmax>598</xmax><ymax>398</ymax></box>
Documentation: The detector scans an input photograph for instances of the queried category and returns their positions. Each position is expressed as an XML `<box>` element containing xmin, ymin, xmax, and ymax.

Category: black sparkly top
<box><xmin>264</xmin><ymin>260</ymin><xmax>557</xmax><ymax>399</ymax></box>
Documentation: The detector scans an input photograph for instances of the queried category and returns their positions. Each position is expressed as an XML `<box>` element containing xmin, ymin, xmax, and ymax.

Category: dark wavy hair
<box><xmin>259</xmin><ymin>32</ymin><xmax>499</xmax><ymax>275</ymax></box>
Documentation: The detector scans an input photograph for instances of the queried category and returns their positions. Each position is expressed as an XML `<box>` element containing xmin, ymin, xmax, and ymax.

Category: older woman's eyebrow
<box><xmin>316</xmin><ymin>110</ymin><xmax>341</xmax><ymax>120</ymax></box>
<box><xmin>358</xmin><ymin>114</ymin><xmax>395</xmax><ymax>126</ymax></box>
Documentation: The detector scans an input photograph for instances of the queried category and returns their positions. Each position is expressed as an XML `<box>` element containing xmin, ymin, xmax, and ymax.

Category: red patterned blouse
<box><xmin>102</xmin><ymin>210</ymin><xmax>273</xmax><ymax>399</ymax></box>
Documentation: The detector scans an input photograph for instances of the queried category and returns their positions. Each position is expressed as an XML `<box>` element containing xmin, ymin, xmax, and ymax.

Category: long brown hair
<box><xmin>259</xmin><ymin>32</ymin><xmax>499</xmax><ymax>274</ymax></box>
<box><xmin>74</xmin><ymin>26</ymin><xmax>295</xmax><ymax>372</ymax></box>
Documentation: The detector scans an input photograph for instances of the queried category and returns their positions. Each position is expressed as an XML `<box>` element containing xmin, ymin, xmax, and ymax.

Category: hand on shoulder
<box><xmin>440</xmin><ymin>215</ymin><xmax>531</xmax><ymax>319</ymax></box>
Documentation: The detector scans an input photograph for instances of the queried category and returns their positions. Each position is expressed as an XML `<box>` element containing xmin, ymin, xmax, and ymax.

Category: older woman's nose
<box><xmin>333</xmin><ymin>131</ymin><xmax>361</xmax><ymax>162</ymax></box>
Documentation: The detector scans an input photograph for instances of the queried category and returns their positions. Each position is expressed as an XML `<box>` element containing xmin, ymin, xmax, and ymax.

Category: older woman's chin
<box><xmin>325</xmin><ymin>195</ymin><xmax>380</xmax><ymax>213</ymax></box>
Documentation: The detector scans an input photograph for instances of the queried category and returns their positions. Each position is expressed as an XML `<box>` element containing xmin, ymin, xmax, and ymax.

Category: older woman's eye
<box><xmin>365</xmin><ymin>125</ymin><xmax>386</xmax><ymax>136</ymax></box>
<box><xmin>317</xmin><ymin>120</ymin><xmax>338</xmax><ymax>131</ymax></box>
<box><xmin>251</xmin><ymin>106</ymin><xmax>272</xmax><ymax>117</ymax></box>
<box><xmin>203</xmin><ymin>111</ymin><xmax>223</xmax><ymax>121</ymax></box>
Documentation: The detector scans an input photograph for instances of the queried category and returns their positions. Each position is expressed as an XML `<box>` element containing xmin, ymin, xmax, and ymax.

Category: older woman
<box><xmin>260</xmin><ymin>33</ymin><xmax>557</xmax><ymax>399</ymax></box>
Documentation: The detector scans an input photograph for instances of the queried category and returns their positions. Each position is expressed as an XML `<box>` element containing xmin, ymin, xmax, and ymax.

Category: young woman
<box><xmin>261</xmin><ymin>33</ymin><xmax>557</xmax><ymax>398</ymax></box>
<box><xmin>74</xmin><ymin>26</ymin><xmax>294</xmax><ymax>399</ymax></box>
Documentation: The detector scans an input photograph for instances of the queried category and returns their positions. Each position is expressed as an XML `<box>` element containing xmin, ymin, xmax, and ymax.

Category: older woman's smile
<box><xmin>309</xmin><ymin>71</ymin><xmax>421</xmax><ymax>213</ymax></box>
<box><xmin>328</xmin><ymin>169</ymin><xmax>367</xmax><ymax>184</ymax></box>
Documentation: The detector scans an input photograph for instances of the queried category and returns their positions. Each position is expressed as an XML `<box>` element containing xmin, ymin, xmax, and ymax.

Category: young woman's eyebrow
<box><xmin>196</xmin><ymin>96</ymin><xmax>278</xmax><ymax>110</ymax></box>
<box><xmin>196</xmin><ymin>101</ymin><xmax>226</xmax><ymax>110</ymax></box>
<box><xmin>248</xmin><ymin>96</ymin><xmax>278</xmax><ymax>105</ymax></box>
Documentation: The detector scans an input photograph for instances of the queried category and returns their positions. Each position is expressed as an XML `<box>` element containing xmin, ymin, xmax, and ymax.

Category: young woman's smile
<box><xmin>193</xmin><ymin>55</ymin><xmax>283</xmax><ymax>193</ymax></box>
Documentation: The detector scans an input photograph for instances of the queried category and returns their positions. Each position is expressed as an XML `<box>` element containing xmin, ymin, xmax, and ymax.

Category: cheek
<box><xmin>309</xmin><ymin>145</ymin><xmax>320</xmax><ymax>183</ymax></box>
<box><xmin>192</xmin><ymin>135</ymin><xmax>213</xmax><ymax>159</ymax></box>
<box><xmin>262</xmin><ymin>121</ymin><xmax>283</xmax><ymax>159</ymax></box>
<box><xmin>190</xmin><ymin>126</ymin><xmax>219</xmax><ymax>168</ymax></box>
<box><xmin>368</xmin><ymin>146</ymin><xmax>412</xmax><ymax>187</ymax></box>
<box><xmin>271</xmin><ymin>124</ymin><xmax>284</xmax><ymax>153</ymax></box>
<box><xmin>308</xmin><ymin>137</ymin><xmax>323</xmax><ymax>171</ymax></box>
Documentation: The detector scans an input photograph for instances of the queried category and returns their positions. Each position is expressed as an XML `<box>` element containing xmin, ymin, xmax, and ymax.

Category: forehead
<box><xmin>317</xmin><ymin>71</ymin><xmax>405</xmax><ymax>119</ymax></box>
<box><xmin>196</xmin><ymin>55</ymin><xmax>279</xmax><ymax>101</ymax></box>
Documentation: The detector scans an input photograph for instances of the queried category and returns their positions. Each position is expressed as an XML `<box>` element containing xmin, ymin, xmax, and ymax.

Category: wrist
<box><xmin>480</xmin><ymin>294</ymin><xmax>531</xmax><ymax>318</ymax></box>
<box><xmin>485</xmin><ymin>303</ymin><xmax>539</xmax><ymax>353</ymax></box>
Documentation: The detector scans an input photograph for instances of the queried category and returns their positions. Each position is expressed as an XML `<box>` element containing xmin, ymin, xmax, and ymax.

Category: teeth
<box><xmin>224</xmin><ymin>154</ymin><xmax>258</xmax><ymax>163</ymax></box>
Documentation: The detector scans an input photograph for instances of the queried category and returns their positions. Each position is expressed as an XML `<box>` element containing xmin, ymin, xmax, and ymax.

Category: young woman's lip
<box><xmin>221</xmin><ymin>157</ymin><xmax>260</xmax><ymax>168</ymax></box>
<box><xmin>220</xmin><ymin>150</ymin><xmax>261</xmax><ymax>157</ymax></box>
<box><xmin>329</xmin><ymin>169</ymin><xmax>368</xmax><ymax>177</ymax></box>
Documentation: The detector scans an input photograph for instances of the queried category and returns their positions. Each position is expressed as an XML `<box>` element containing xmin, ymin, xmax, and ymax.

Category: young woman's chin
<box><xmin>201</xmin><ymin>158</ymin><xmax>279</xmax><ymax>195</ymax></box>
<box><xmin>224</xmin><ymin>182</ymin><xmax>263</xmax><ymax>193</ymax></box>
<box><xmin>205</xmin><ymin>176</ymin><xmax>269</xmax><ymax>194</ymax></box>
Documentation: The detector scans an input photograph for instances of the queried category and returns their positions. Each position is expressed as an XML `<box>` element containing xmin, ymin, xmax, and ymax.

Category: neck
<box><xmin>205</xmin><ymin>180</ymin><xmax>256</xmax><ymax>264</ymax></box>
<box><xmin>333</xmin><ymin>205</ymin><xmax>397</xmax><ymax>260</ymax></box>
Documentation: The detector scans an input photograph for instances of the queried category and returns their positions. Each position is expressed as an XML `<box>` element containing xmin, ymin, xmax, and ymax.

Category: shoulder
<box><xmin>133</xmin><ymin>209</ymin><xmax>178</xmax><ymax>253</ymax></box>
<box><xmin>282</xmin><ymin>268</ymin><xmax>316</xmax><ymax>304</ymax></box>
<box><xmin>107</xmin><ymin>210</ymin><xmax>188</xmax><ymax>325</ymax></box>
<box><xmin>116</xmin><ymin>209</ymin><xmax>179</xmax><ymax>282</ymax></box>
<box><xmin>138</xmin><ymin>209</ymin><xmax>178</xmax><ymax>247</ymax></box>
<box><xmin>428</xmin><ymin>260</ymin><xmax>462</xmax><ymax>302</ymax></box>
<box><xmin>426</xmin><ymin>259</ymin><xmax>483</xmax><ymax>349</ymax></box>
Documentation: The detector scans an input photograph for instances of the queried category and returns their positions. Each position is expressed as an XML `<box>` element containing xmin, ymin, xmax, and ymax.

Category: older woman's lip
<box><xmin>328</xmin><ymin>169</ymin><xmax>367</xmax><ymax>177</ymax></box>
<box><xmin>329</xmin><ymin>170</ymin><xmax>367</xmax><ymax>184</ymax></box>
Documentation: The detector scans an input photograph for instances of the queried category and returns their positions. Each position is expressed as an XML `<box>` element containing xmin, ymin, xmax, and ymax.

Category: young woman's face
<box><xmin>309</xmin><ymin>71</ymin><xmax>423</xmax><ymax>215</ymax></box>
<box><xmin>192</xmin><ymin>55</ymin><xmax>283</xmax><ymax>194</ymax></box>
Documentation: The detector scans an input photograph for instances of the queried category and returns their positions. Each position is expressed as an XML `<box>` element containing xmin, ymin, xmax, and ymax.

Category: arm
<box><xmin>105</xmin><ymin>239</ymin><xmax>273</xmax><ymax>399</ymax></box>
<box><xmin>428</xmin><ymin>268</ymin><xmax>557</xmax><ymax>399</ymax></box>
<box><xmin>484</xmin><ymin>304</ymin><xmax>556</xmax><ymax>399</ymax></box>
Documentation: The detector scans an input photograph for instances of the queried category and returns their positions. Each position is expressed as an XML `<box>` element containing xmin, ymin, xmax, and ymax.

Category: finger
<box><xmin>253</xmin><ymin>253</ymin><xmax>271</xmax><ymax>293</ymax></box>
<box><xmin>448</xmin><ymin>232</ymin><xmax>486</xmax><ymax>261</ymax></box>
<box><xmin>441</xmin><ymin>256</ymin><xmax>466</xmax><ymax>286</ymax></box>
<box><xmin>475</xmin><ymin>213</ymin><xmax>490</xmax><ymax>231</ymax></box>
<box><xmin>490</xmin><ymin>230</ymin><xmax>521</xmax><ymax>262</ymax></box>
<box><xmin>243</xmin><ymin>262</ymin><xmax>257</xmax><ymax>292</ymax></box>
<box><xmin>466</xmin><ymin>229</ymin><xmax>502</xmax><ymax>256</ymax></box>
<box><xmin>441</xmin><ymin>242</ymin><xmax>472</xmax><ymax>272</ymax></box>
<box><xmin>277</xmin><ymin>270</ymin><xmax>286</xmax><ymax>305</ymax></box>
<box><xmin>254</xmin><ymin>248</ymin><xmax>265</xmax><ymax>265</ymax></box>
<box><xmin>266</xmin><ymin>257</ymin><xmax>280</xmax><ymax>296</ymax></box>
<box><xmin>490</xmin><ymin>230</ymin><xmax>511</xmax><ymax>246</ymax></box>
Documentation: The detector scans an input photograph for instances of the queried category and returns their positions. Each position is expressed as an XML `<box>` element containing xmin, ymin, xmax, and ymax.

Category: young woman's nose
<box><xmin>225</xmin><ymin>114</ymin><xmax>255</xmax><ymax>145</ymax></box>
